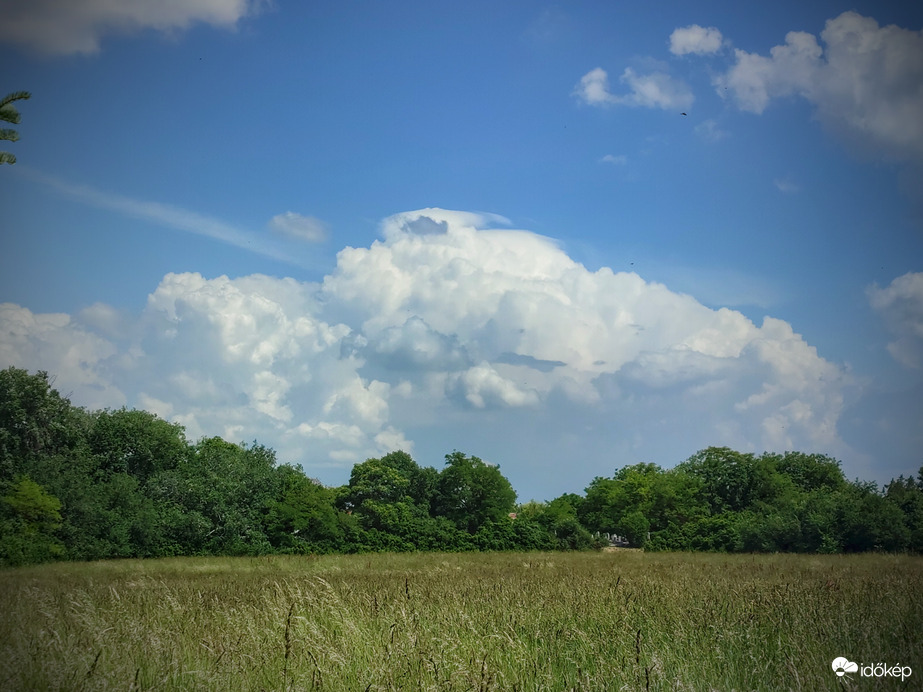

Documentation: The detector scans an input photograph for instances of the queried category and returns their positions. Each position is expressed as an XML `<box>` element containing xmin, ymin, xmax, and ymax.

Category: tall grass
<box><xmin>1</xmin><ymin>551</ymin><xmax>920</xmax><ymax>690</ymax></box>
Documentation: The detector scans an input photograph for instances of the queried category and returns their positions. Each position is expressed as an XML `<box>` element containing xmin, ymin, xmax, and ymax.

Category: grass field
<box><xmin>1</xmin><ymin>551</ymin><xmax>921</xmax><ymax>691</ymax></box>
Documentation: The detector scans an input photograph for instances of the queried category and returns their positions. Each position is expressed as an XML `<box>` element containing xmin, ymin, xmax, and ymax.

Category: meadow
<box><xmin>1</xmin><ymin>551</ymin><xmax>921</xmax><ymax>691</ymax></box>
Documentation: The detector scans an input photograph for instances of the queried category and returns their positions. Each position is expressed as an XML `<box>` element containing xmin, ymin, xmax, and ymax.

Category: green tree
<box><xmin>0</xmin><ymin>368</ymin><xmax>89</xmax><ymax>482</ymax></box>
<box><xmin>618</xmin><ymin>510</ymin><xmax>651</xmax><ymax>548</ymax></box>
<box><xmin>737</xmin><ymin>508</ymin><xmax>803</xmax><ymax>552</ymax></box>
<box><xmin>546</xmin><ymin>493</ymin><xmax>583</xmax><ymax>520</ymax></box>
<box><xmin>676</xmin><ymin>447</ymin><xmax>763</xmax><ymax>513</ymax></box>
<box><xmin>340</xmin><ymin>452</ymin><xmax>476</xmax><ymax>551</ymax></box>
<box><xmin>579</xmin><ymin>476</ymin><xmax>621</xmax><ymax>534</ymax></box>
<box><xmin>579</xmin><ymin>464</ymin><xmax>669</xmax><ymax>539</ymax></box>
<box><xmin>793</xmin><ymin>490</ymin><xmax>841</xmax><ymax>553</ymax></box>
<box><xmin>90</xmin><ymin>408</ymin><xmax>188</xmax><ymax>483</ymax></box>
<box><xmin>833</xmin><ymin>481</ymin><xmax>909</xmax><ymax>552</ymax></box>
<box><xmin>514</xmin><ymin>497</ymin><xmax>594</xmax><ymax>550</ymax></box>
<box><xmin>86</xmin><ymin>473</ymin><xmax>162</xmax><ymax>559</ymax></box>
<box><xmin>511</xmin><ymin>516</ymin><xmax>557</xmax><ymax>551</ymax></box>
<box><xmin>0</xmin><ymin>475</ymin><xmax>64</xmax><ymax>565</ymax></box>
<box><xmin>434</xmin><ymin>451</ymin><xmax>517</xmax><ymax>534</ymax></box>
<box><xmin>378</xmin><ymin>450</ymin><xmax>438</xmax><ymax>510</ymax></box>
<box><xmin>474</xmin><ymin>518</ymin><xmax>518</xmax><ymax>551</ymax></box>
<box><xmin>0</xmin><ymin>91</ymin><xmax>30</xmax><ymax>165</ymax></box>
<box><xmin>649</xmin><ymin>468</ymin><xmax>709</xmax><ymax>530</ymax></box>
<box><xmin>151</xmin><ymin>437</ymin><xmax>279</xmax><ymax>555</ymax></box>
<box><xmin>265</xmin><ymin>466</ymin><xmax>343</xmax><ymax>552</ymax></box>
<box><xmin>885</xmin><ymin>473</ymin><xmax>923</xmax><ymax>552</ymax></box>
<box><xmin>341</xmin><ymin>451</ymin><xmax>437</xmax><ymax>513</ymax></box>
<box><xmin>342</xmin><ymin>457</ymin><xmax>412</xmax><ymax>510</ymax></box>
<box><xmin>40</xmin><ymin>463</ymin><xmax>165</xmax><ymax>561</ymax></box>
<box><xmin>648</xmin><ymin>514</ymin><xmax>740</xmax><ymax>552</ymax></box>
<box><xmin>763</xmin><ymin>451</ymin><xmax>845</xmax><ymax>493</ymax></box>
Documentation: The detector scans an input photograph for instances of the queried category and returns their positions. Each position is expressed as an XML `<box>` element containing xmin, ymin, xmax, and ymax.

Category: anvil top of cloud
<box><xmin>1</xmin><ymin>208</ymin><xmax>855</xmax><ymax>497</ymax></box>
<box><xmin>2</xmin><ymin>0</ymin><xmax>922</xmax><ymax>499</ymax></box>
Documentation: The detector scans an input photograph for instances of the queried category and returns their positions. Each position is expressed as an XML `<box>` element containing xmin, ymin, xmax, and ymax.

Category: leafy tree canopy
<box><xmin>1</xmin><ymin>369</ymin><xmax>921</xmax><ymax>565</ymax></box>
<box><xmin>434</xmin><ymin>451</ymin><xmax>517</xmax><ymax>533</ymax></box>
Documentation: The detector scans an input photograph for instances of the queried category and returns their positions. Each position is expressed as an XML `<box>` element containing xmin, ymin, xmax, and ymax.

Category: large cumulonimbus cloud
<box><xmin>715</xmin><ymin>11</ymin><xmax>923</xmax><ymax>163</ymax></box>
<box><xmin>324</xmin><ymin>210</ymin><xmax>849</xmax><ymax>451</ymax></box>
<box><xmin>0</xmin><ymin>209</ymin><xmax>854</xmax><ymax>475</ymax></box>
<box><xmin>0</xmin><ymin>0</ymin><xmax>259</xmax><ymax>55</ymax></box>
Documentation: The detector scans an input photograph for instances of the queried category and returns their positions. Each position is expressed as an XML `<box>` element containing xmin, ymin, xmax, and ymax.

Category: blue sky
<box><xmin>1</xmin><ymin>0</ymin><xmax>922</xmax><ymax>501</ymax></box>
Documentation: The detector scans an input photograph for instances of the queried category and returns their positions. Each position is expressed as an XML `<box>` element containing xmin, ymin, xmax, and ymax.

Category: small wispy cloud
<box><xmin>600</xmin><ymin>154</ymin><xmax>628</xmax><ymax>165</ymax></box>
<box><xmin>269</xmin><ymin>212</ymin><xmax>328</xmax><ymax>243</ymax></box>
<box><xmin>773</xmin><ymin>177</ymin><xmax>800</xmax><ymax>194</ymax></box>
<box><xmin>522</xmin><ymin>7</ymin><xmax>571</xmax><ymax>44</ymax></box>
<box><xmin>695</xmin><ymin>119</ymin><xmax>729</xmax><ymax>142</ymax></box>
<box><xmin>29</xmin><ymin>171</ymin><xmax>312</xmax><ymax>267</ymax></box>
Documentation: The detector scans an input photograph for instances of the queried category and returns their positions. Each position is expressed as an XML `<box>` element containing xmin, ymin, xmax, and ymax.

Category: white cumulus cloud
<box><xmin>574</xmin><ymin>67</ymin><xmax>693</xmax><ymax>110</ymax></box>
<box><xmin>0</xmin><ymin>303</ymin><xmax>125</xmax><ymax>410</ymax></box>
<box><xmin>0</xmin><ymin>209</ymin><xmax>857</xmax><ymax>485</ymax></box>
<box><xmin>0</xmin><ymin>0</ymin><xmax>259</xmax><ymax>55</ymax></box>
<box><xmin>449</xmin><ymin>362</ymin><xmax>541</xmax><ymax>409</ymax></box>
<box><xmin>574</xmin><ymin>68</ymin><xmax>618</xmax><ymax>106</ymax></box>
<box><xmin>670</xmin><ymin>24</ymin><xmax>724</xmax><ymax>55</ymax></box>
<box><xmin>134</xmin><ymin>271</ymin><xmax>396</xmax><ymax>464</ymax></box>
<box><xmin>715</xmin><ymin>11</ymin><xmax>923</xmax><ymax>162</ymax></box>
<box><xmin>868</xmin><ymin>272</ymin><xmax>923</xmax><ymax>369</ymax></box>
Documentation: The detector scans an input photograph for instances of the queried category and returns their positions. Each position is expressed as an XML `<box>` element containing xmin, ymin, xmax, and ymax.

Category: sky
<box><xmin>1</xmin><ymin>0</ymin><xmax>922</xmax><ymax>502</ymax></box>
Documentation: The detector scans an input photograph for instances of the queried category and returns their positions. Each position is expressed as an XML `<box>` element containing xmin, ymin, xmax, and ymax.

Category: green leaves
<box><xmin>2</xmin><ymin>475</ymin><xmax>61</xmax><ymax>527</ymax></box>
<box><xmin>0</xmin><ymin>90</ymin><xmax>30</xmax><ymax>164</ymax></box>
<box><xmin>0</xmin><ymin>475</ymin><xmax>64</xmax><ymax>565</ymax></box>
<box><xmin>0</xmin><ymin>367</ymin><xmax>88</xmax><ymax>482</ymax></box>
<box><xmin>344</xmin><ymin>458</ymin><xmax>412</xmax><ymax>509</ymax></box>
<box><xmin>434</xmin><ymin>451</ymin><xmax>517</xmax><ymax>534</ymax></box>
<box><xmin>90</xmin><ymin>408</ymin><xmax>188</xmax><ymax>481</ymax></box>
<box><xmin>266</xmin><ymin>467</ymin><xmax>342</xmax><ymax>552</ymax></box>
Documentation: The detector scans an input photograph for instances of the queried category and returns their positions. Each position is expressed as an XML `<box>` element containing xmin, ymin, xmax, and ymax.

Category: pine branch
<box><xmin>0</xmin><ymin>91</ymin><xmax>31</xmax><ymax>109</ymax></box>
<box><xmin>0</xmin><ymin>105</ymin><xmax>21</xmax><ymax>125</ymax></box>
<box><xmin>0</xmin><ymin>92</ymin><xmax>30</xmax><ymax>164</ymax></box>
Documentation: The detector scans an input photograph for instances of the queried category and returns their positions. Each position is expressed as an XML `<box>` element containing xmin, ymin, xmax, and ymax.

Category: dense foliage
<box><xmin>2</xmin><ymin>367</ymin><xmax>921</xmax><ymax>565</ymax></box>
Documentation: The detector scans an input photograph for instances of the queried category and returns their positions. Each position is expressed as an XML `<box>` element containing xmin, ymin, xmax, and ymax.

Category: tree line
<box><xmin>1</xmin><ymin>367</ymin><xmax>921</xmax><ymax>566</ymax></box>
